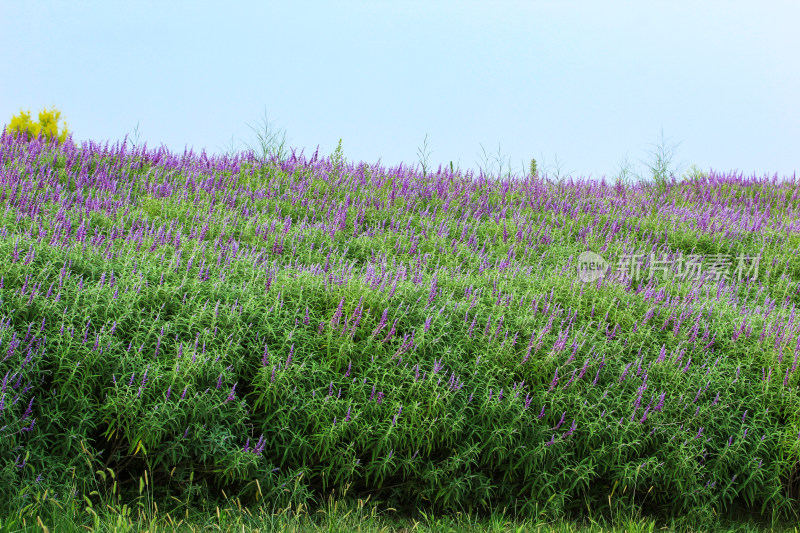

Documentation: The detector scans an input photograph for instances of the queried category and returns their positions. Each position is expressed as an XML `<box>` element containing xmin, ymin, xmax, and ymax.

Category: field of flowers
<box><xmin>1</xmin><ymin>131</ymin><xmax>800</xmax><ymax>529</ymax></box>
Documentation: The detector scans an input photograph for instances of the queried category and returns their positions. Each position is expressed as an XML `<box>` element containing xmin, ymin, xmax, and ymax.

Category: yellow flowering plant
<box><xmin>5</xmin><ymin>106</ymin><xmax>70</xmax><ymax>143</ymax></box>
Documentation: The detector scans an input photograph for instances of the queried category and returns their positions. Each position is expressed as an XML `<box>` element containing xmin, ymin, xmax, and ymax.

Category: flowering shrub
<box><xmin>0</xmin><ymin>130</ymin><xmax>799</xmax><ymax>527</ymax></box>
<box><xmin>4</xmin><ymin>106</ymin><xmax>70</xmax><ymax>144</ymax></box>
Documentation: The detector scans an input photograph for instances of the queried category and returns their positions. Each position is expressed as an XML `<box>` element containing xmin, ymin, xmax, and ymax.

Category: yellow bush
<box><xmin>5</xmin><ymin>106</ymin><xmax>69</xmax><ymax>143</ymax></box>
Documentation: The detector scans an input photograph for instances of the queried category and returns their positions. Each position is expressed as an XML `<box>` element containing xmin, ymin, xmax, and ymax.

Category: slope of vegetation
<box><xmin>2</xmin><ymin>132</ymin><xmax>800</xmax><ymax>531</ymax></box>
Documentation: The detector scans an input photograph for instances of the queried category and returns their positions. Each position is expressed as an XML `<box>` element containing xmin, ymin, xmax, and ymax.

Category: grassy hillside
<box><xmin>1</xmin><ymin>132</ymin><xmax>800</xmax><ymax>531</ymax></box>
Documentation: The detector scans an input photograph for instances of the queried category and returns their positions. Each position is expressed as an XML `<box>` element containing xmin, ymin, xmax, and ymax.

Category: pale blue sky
<box><xmin>2</xmin><ymin>1</ymin><xmax>798</xmax><ymax>180</ymax></box>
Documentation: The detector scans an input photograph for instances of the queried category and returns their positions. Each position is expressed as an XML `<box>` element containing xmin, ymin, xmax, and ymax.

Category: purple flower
<box><xmin>261</xmin><ymin>345</ymin><xmax>269</xmax><ymax>367</ymax></box>
<box><xmin>548</xmin><ymin>368</ymin><xmax>559</xmax><ymax>392</ymax></box>
<box><xmin>654</xmin><ymin>392</ymin><xmax>665</xmax><ymax>412</ymax></box>
<box><xmin>286</xmin><ymin>344</ymin><xmax>294</xmax><ymax>368</ymax></box>
<box><xmin>253</xmin><ymin>434</ymin><xmax>266</xmax><ymax>455</ymax></box>
<box><xmin>655</xmin><ymin>345</ymin><xmax>666</xmax><ymax>363</ymax></box>
<box><xmin>225</xmin><ymin>382</ymin><xmax>237</xmax><ymax>403</ymax></box>
<box><xmin>552</xmin><ymin>411</ymin><xmax>566</xmax><ymax>431</ymax></box>
<box><xmin>467</xmin><ymin>316</ymin><xmax>477</xmax><ymax>338</ymax></box>
<box><xmin>562</xmin><ymin>369</ymin><xmax>576</xmax><ymax>390</ymax></box>
<box><xmin>619</xmin><ymin>363</ymin><xmax>632</xmax><ymax>383</ymax></box>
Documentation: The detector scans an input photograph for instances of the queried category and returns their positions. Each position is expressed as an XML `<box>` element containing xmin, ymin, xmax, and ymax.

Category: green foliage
<box><xmin>244</xmin><ymin>108</ymin><xmax>287</xmax><ymax>162</ymax></box>
<box><xmin>475</xmin><ymin>142</ymin><xmax>515</xmax><ymax>180</ymax></box>
<box><xmin>417</xmin><ymin>133</ymin><xmax>432</xmax><ymax>177</ymax></box>
<box><xmin>5</xmin><ymin>106</ymin><xmax>70</xmax><ymax>143</ymax></box>
<box><xmin>640</xmin><ymin>129</ymin><xmax>683</xmax><ymax>194</ymax></box>
<box><xmin>1</xmin><ymin>134</ymin><xmax>799</xmax><ymax>531</ymax></box>
<box><xmin>614</xmin><ymin>153</ymin><xmax>636</xmax><ymax>187</ymax></box>
<box><xmin>683</xmin><ymin>164</ymin><xmax>709</xmax><ymax>183</ymax></box>
<box><xmin>331</xmin><ymin>138</ymin><xmax>346</xmax><ymax>178</ymax></box>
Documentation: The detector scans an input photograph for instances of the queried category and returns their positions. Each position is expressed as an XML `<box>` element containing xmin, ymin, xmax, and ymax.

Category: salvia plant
<box><xmin>0</xmin><ymin>127</ymin><xmax>799</xmax><ymax>529</ymax></box>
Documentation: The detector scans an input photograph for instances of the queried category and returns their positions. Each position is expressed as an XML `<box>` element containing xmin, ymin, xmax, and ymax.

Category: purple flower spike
<box><xmin>619</xmin><ymin>363</ymin><xmax>631</xmax><ymax>383</ymax></box>
<box><xmin>552</xmin><ymin>411</ymin><xmax>566</xmax><ymax>431</ymax></box>
<box><xmin>548</xmin><ymin>368</ymin><xmax>559</xmax><ymax>392</ymax></box>
<box><xmin>225</xmin><ymin>382</ymin><xmax>237</xmax><ymax>403</ymax></box>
